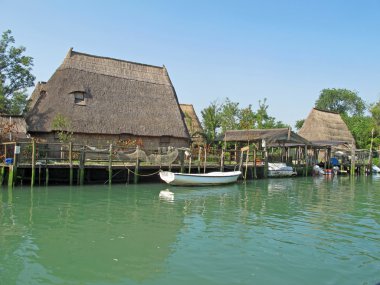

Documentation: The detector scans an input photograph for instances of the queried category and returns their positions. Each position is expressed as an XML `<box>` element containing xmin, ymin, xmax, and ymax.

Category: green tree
<box><xmin>51</xmin><ymin>113</ymin><xmax>73</xmax><ymax>143</ymax></box>
<box><xmin>239</xmin><ymin>104</ymin><xmax>255</xmax><ymax>129</ymax></box>
<box><xmin>201</xmin><ymin>101</ymin><xmax>221</xmax><ymax>144</ymax></box>
<box><xmin>295</xmin><ymin>119</ymin><xmax>305</xmax><ymax>130</ymax></box>
<box><xmin>370</xmin><ymin>100</ymin><xmax>380</xmax><ymax>130</ymax></box>
<box><xmin>342</xmin><ymin>114</ymin><xmax>376</xmax><ymax>149</ymax></box>
<box><xmin>219</xmin><ymin>98</ymin><xmax>240</xmax><ymax>133</ymax></box>
<box><xmin>0</xmin><ymin>29</ymin><xmax>35</xmax><ymax>114</ymax></box>
<box><xmin>315</xmin><ymin>88</ymin><xmax>366</xmax><ymax>116</ymax></box>
<box><xmin>254</xmin><ymin>98</ymin><xmax>287</xmax><ymax>129</ymax></box>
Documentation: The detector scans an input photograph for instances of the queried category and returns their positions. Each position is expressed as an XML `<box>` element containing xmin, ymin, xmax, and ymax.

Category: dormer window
<box><xmin>73</xmin><ymin>91</ymin><xmax>86</xmax><ymax>105</ymax></box>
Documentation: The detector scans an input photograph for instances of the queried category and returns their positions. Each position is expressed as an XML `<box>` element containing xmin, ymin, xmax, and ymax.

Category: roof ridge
<box><xmin>69</xmin><ymin>49</ymin><xmax>165</xmax><ymax>70</ymax></box>
<box><xmin>313</xmin><ymin>107</ymin><xmax>340</xmax><ymax>115</ymax></box>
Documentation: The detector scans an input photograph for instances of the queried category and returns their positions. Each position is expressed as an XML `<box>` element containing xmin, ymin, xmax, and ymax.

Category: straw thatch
<box><xmin>26</xmin><ymin>49</ymin><xmax>190</xmax><ymax>146</ymax></box>
<box><xmin>298</xmin><ymin>108</ymin><xmax>355</xmax><ymax>146</ymax></box>
<box><xmin>224</xmin><ymin>128</ymin><xmax>310</xmax><ymax>146</ymax></box>
<box><xmin>180</xmin><ymin>104</ymin><xmax>205</xmax><ymax>145</ymax></box>
<box><xmin>0</xmin><ymin>115</ymin><xmax>28</xmax><ymax>142</ymax></box>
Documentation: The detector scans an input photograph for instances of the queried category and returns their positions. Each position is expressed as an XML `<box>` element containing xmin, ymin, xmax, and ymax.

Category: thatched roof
<box><xmin>224</xmin><ymin>128</ymin><xmax>310</xmax><ymax>146</ymax></box>
<box><xmin>180</xmin><ymin>104</ymin><xmax>204</xmax><ymax>144</ymax></box>
<box><xmin>298</xmin><ymin>108</ymin><xmax>355</xmax><ymax>146</ymax></box>
<box><xmin>26</xmin><ymin>49</ymin><xmax>190</xmax><ymax>140</ymax></box>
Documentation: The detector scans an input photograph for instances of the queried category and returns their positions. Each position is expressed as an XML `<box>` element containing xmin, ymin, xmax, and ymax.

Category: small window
<box><xmin>73</xmin><ymin>92</ymin><xmax>85</xmax><ymax>105</ymax></box>
<box><xmin>160</xmin><ymin>136</ymin><xmax>171</xmax><ymax>147</ymax></box>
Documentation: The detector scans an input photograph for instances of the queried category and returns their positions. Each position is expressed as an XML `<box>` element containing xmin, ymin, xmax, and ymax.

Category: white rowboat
<box><xmin>159</xmin><ymin>171</ymin><xmax>241</xmax><ymax>186</ymax></box>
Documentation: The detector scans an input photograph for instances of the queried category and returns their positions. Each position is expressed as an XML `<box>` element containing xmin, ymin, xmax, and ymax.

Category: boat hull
<box><xmin>268</xmin><ymin>163</ymin><xmax>297</xmax><ymax>177</ymax></box>
<box><xmin>159</xmin><ymin>171</ymin><xmax>241</xmax><ymax>186</ymax></box>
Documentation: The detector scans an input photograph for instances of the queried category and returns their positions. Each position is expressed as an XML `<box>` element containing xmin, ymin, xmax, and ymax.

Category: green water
<box><xmin>0</xmin><ymin>176</ymin><xmax>379</xmax><ymax>285</ymax></box>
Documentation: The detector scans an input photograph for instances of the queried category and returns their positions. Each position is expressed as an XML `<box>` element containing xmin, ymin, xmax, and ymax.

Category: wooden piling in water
<box><xmin>304</xmin><ymin>145</ymin><xmax>308</xmax><ymax>177</ymax></box>
<box><xmin>350</xmin><ymin>142</ymin><xmax>356</xmax><ymax>177</ymax></box>
<box><xmin>197</xmin><ymin>147</ymin><xmax>201</xmax><ymax>173</ymax></box>
<box><xmin>0</xmin><ymin>166</ymin><xmax>4</xmax><ymax>185</ymax></box>
<box><xmin>203</xmin><ymin>147</ymin><xmax>207</xmax><ymax>174</ymax></box>
<box><xmin>108</xmin><ymin>144</ymin><xmax>113</xmax><ymax>185</ymax></box>
<box><xmin>31</xmin><ymin>139</ymin><xmax>36</xmax><ymax>187</ymax></box>
<box><xmin>69</xmin><ymin>142</ymin><xmax>73</xmax><ymax>185</ymax></box>
<box><xmin>253</xmin><ymin>146</ymin><xmax>257</xmax><ymax>179</ymax></box>
<box><xmin>263</xmin><ymin>141</ymin><xmax>268</xmax><ymax>179</ymax></box>
<box><xmin>45</xmin><ymin>166</ymin><xmax>49</xmax><ymax>186</ymax></box>
<box><xmin>8</xmin><ymin>143</ymin><xmax>19</xmax><ymax>187</ymax></box>
<box><xmin>134</xmin><ymin>146</ymin><xmax>140</xmax><ymax>184</ymax></box>
<box><xmin>79</xmin><ymin>147</ymin><xmax>85</xmax><ymax>185</ymax></box>
<box><xmin>179</xmin><ymin>149</ymin><xmax>185</xmax><ymax>173</ymax></box>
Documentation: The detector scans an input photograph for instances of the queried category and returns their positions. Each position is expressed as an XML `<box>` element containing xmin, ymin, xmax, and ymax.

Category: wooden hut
<box><xmin>224</xmin><ymin>128</ymin><xmax>310</xmax><ymax>146</ymax></box>
<box><xmin>26</xmin><ymin>49</ymin><xmax>190</xmax><ymax>149</ymax></box>
<box><xmin>180</xmin><ymin>104</ymin><xmax>204</xmax><ymax>145</ymax></box>
<box><xmin>298</xmin><ymin>108</ymin><xmax>355</xmax><ymax>148</ymax></box>
<box><xmin>223</xmin><ymin>128</ymin><xmax>311</xmax><ymax>177</ymax></box>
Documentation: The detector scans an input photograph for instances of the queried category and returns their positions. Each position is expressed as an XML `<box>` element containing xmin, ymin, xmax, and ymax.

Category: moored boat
<box><xmin>159</xmin><ymin>171</ymin><xmax>241</xmax><ymax>186</ymax></box>
<box><xmin>268</xmin><ymin>163</ymin><xmax>297</xmax><ymax>177</ymax></box>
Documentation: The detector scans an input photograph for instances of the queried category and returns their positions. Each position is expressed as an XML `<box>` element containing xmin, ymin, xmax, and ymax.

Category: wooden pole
<box><xmin>244</xmin><ymin>142</ymin><xmax>249</xmax><ymax>180</ymax></box>
<box><xmin>8</xmin><ymin>143</ymin><xmax>19</xmax><ymax>187</ymax></box>
<box><xmin>220</xmin><ymin>148</ymin><xmax>225</xmax><ymax>172</ymax></box>
<box><xmin>203</xmin><ymin>146</ymin><xmax>207</xmax><ymax>174</ymax></box>
<box><xmin>108</xmin><ymin>144</ymin><xmax>113</xmax><ymax>185</ymax></box>
<box><xmin>69</xmin><ymin>142</ymin><xmax>73</xmax><ymax>185</ymax></box>
<box><xmin>220</xmin><ymin>140</ymin><xmax>226</xmax><ymax>172</ymax></box>
<box><xmin>238</xmin><ymin>149</ymin><xmax>244</xmax><ymax>174</ymax></box>
<box><xmin>304</xmin><ymin>145</ymin><xmax>308</xmax><ymax>177</ymax></box>
<box><xmin>263</xmin><ymin>140</ymin><xmax>268</xmax><ymax>179</ymax></box>
<box><xmin>350</xmin><ymin>142</ymin><xmax>356</xmax><ymax>177</ymax></box>
<box><xmin>31</xmin><ymin>139</ymin><xmax>36</xmax><ymax>187</ymax></box>
<box><xmin>8</xmin><ymin>165</ymin><xmax>14</xmax><ymax>187</ymax></box>
<box><xmin>134</xmin><ymin>146</ymin><xmax>140</xmax><ymax>184</ymax></box>
<box><xmin>45</xmin><ymin>163</ymin><xmax>49</xmax><ymax>186</ymax></box>
<box><xmin>253</xmin><ymin>145</ymin><xmax>257</xmax><ymax>179</ymax></box>
<box><xmin>368</xmin><ymin>128</ymin><xmax>374</xmax><ymax>175</ymax></box>
<box><xmin>0</xmin><ymin>166</ymin><xmax>4</xmax><ymax>185</ymax></box>
<box><xmin>79</xmin><ymin>146</ymin><xmax>85</xmax><ymax>185</ymax></box>
<box><xmin>197</xmin><ymin>147</ymin><xmax>202</xmax><ymax>173</ymax></box>
<box><xmin>179</xmin><ymin>149</ymin><xmax>185</xmax><ymax>173</ymax></box>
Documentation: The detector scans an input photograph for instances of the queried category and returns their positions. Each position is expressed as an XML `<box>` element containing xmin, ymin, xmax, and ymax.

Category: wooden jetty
<box><xmin>0</xmin><ymin>138</ymin><xmax>375</xmax><ymax>187</ymax></box>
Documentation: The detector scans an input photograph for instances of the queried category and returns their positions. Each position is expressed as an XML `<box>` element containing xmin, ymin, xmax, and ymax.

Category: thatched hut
<box><xmin>298</xmin><ymin>108</ymin><xmax>355</xmax><ymax>148</ymax></box>
<box><xmin>26</xmin><ymin>49</ymin><xmax>190</xmax><ymax>149</ymax></box>
<box><xmin>179</xmin><ymin>104</ymin><xmax>204</xmax><ymax>145</ymax></box>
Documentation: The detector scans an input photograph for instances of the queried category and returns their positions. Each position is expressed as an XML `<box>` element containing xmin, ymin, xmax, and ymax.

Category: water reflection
<box><xmin>0</xmin><ymin>177</ymin><xmax>379</xmax><ymax>285</ymax></box>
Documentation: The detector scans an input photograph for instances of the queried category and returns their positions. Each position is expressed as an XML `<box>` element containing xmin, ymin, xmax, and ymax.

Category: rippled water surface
<box><xmin>1</xmin><ymin>176</ymin><xmax>379</xmax><ymax>285</ymax></box>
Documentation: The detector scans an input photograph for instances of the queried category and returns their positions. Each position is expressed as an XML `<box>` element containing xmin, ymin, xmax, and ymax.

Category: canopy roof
<box><xmin>224</xmin><ymin>128</ymin><xmax>311</xmax><ymax>146</ymax></box>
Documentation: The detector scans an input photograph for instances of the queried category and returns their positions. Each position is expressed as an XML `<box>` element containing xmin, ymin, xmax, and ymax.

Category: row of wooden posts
<box><xmin>1</xmin><ymin>140</ymin><xmax>374</xmax><ymax>187</ymax></box>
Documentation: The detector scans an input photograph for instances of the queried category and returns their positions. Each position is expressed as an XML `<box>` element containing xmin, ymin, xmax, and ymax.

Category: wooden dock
<box><xmin>0</xmin><ymin>140</ymin><xmax>374</xmax><ymax>187</ymax></box>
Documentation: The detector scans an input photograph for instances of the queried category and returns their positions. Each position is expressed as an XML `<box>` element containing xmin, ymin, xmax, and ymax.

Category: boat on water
<box><xmin>268</xmin><ymin>163</ymin><xmax>297</xmax><ymax>177</ymax></box>
<box><xmin>373</xmin><ymin>165</ymin><xmax>380</xmax><ymax>174</ymax></box>
<box><xmin>159</xmin><ymin>171</ymin><xmax>242</xmax><ymax>186</ymax></box>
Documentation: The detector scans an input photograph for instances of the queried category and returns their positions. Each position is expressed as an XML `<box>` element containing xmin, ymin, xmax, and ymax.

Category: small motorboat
<box><xmin>373</xmin><ymin>165</ymin><xmax>380</xmax><ymax>174</ymax></box>
<box><xmin>268</xmin><ymin>163</ymin><xmax>297</xmax><ymax>177</ymax></box>
<box><xmin>159</xmin><ymin>170</ymin><xmax>241</xmax><ymax>186</ymax></box>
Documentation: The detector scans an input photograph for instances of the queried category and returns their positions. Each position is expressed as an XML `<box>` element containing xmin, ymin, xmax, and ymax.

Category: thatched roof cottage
<box><xmin>26</xmin><ymin>49</ymin><xmax>190</xmax><ymax>149</ymax></box>
<box><xmin>298</xmin><ymin>108</ymin><xmax>355</xmax><ymax>148</ymax></box>
<box><xmin>179</xmin><ymin>104</ymin><xmax>204</xmax><ymax>145</ymax></box>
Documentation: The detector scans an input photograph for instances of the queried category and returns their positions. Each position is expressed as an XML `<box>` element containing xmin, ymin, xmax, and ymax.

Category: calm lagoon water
<box><xmin>0</xmin><ymin>176</ymin><xmax>379</xmax><ymax>285</ymax></box>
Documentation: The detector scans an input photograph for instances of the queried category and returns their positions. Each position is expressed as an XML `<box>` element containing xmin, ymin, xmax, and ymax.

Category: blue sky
<box><xmin>2</xmin><ymin>0</ymin><xmax>380</xmax><ymax>127</ymax></box>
